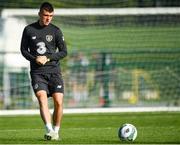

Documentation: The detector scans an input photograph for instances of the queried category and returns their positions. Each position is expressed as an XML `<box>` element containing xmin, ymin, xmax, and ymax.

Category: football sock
<box><xmin>45</xmin><ymin>123</ymin><xmax>53</xmax><ymax>132</ymax></box>
<box><xmin>54</xmin><ymin>126</ymin><xmax>60</xmax><ymax>133</ymax></box>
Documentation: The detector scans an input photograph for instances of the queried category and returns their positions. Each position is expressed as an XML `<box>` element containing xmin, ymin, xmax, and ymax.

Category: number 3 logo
<box><xmin>36</xmin><ymin>42</ymin><xmax>47</xmax><ymax>54</ymax></box>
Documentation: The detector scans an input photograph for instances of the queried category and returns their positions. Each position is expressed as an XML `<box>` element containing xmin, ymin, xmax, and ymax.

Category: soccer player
<box><xmin>20</xmin><ymin>2</ymin><xmax>67</xmax><ymax>140</ymax></box>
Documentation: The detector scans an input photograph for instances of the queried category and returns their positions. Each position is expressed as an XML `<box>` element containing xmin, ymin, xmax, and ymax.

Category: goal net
<box><xmin>0</xmin><ymin>7</ymin><xmax>180</xmax><ymax>109</ymax></box>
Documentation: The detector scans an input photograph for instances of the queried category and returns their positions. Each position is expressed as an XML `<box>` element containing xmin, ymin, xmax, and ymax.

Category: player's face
<box><xmin>39</xmin><ymin>9</ymin><xmax>54</xmax><ymax>26</ymax></box>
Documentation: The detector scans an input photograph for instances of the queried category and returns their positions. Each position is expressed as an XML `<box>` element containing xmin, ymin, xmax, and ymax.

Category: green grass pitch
<box><xmin>0</xmin><ymin>111</ymin><xmax>180</xmax><ymax>144</ymax></box>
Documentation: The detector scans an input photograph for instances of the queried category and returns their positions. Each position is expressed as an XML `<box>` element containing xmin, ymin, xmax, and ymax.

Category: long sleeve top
<box><xmin>20</xmin><ymin>21</ymin><xmax>67</xmax><ymax>74</ymax></box>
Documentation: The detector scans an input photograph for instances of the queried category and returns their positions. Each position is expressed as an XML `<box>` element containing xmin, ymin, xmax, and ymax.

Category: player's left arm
<box><xmin>46</xmin><ymin>28</ymin><xmax>67</xmax><ymax>61</ymax></box>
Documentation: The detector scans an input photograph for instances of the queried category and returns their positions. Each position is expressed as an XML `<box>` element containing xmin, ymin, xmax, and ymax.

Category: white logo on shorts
<box><xmin>34</xmin><ymin>84</ymin><xmax>38</xmax><ymax>90</ymax></box>
<box><xmin>57</xmin><ymin>85</ymin><xmax>62</xmax><ymax>89</ymax></box>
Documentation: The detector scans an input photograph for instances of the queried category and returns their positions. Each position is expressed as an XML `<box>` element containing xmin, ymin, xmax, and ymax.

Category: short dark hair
<box><xmin>40</xmin><ymin>2</ymin><xmax>54</xmax><ymax>12</ymax></box>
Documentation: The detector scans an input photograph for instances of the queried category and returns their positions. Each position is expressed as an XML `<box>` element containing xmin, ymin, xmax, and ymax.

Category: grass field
<box><xmin>0</xmin><ymin>111</ymin><xmax>180</xmax><ymax>144</ymax></box>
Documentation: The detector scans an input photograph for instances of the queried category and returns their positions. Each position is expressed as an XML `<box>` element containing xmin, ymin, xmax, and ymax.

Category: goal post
<box><xmin>2</xmin><ymin>7</ymin><xmax>180</xmax><ymax>18</ymax></box>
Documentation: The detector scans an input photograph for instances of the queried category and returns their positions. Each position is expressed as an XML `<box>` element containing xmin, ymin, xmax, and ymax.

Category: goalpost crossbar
<box><xmin>2</xmin><ymin>7</ymin><xmax>180</xmax><ymax>18</ymax></box>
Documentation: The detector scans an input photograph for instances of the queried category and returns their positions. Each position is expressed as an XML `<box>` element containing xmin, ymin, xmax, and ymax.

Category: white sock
<box><xmin>45</xmin><ymin>123</ymin><xmax>53</xmax><ymax>132</ymax></box>
<box><xmin>54</xmin><ymin>126</ymin><xmax>60</xmax><ymax>133</ymax></box>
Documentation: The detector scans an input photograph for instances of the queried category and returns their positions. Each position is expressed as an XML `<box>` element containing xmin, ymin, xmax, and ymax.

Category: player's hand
<box><xmin>36</xmin><ymin>56</ymin><xmax>50</xmax><ymax>65</ymax></box>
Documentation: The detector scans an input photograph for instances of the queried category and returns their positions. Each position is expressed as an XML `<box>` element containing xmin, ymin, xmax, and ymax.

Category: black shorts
<box><xmin>30</xmin><ymin>73</ymin><xmax>64</xmax><ymax>97</ymax></box>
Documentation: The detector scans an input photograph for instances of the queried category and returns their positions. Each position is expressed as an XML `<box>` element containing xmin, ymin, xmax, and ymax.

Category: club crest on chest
<box><xmin>46</xmin><ymin>35</ymin><xmax>53</xmax><ymax>42</ymax></box>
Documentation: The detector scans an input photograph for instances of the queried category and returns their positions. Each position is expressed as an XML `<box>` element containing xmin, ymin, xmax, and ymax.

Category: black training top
<box><xmin>20</xmin><ymin>21</ymin><xmax>67</xmax><ymax>74</ymax></box>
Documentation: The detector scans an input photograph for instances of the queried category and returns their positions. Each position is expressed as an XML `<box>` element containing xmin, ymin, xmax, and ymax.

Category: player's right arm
<box><xmin>20</xmin><ymin>27</ymin><xmax>36</xmax><ymax>62</ymax></box>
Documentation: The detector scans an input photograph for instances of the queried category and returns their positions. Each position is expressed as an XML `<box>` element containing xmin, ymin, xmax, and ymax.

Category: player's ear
<box><xmin>38</xmin><ymin>11</ymin><xmax>43</xmax><ymax>17</ymax></box>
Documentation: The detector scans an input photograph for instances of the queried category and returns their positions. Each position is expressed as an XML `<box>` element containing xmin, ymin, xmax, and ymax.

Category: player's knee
<box><xmin>53</xmin><ymin>93</ymin><xmax>63</xmax><ymax>107</ymax></box>
<box><xmin>55</xmin><ymin>99</ymin><xmax>63</xmax><ymax>108</ymax></box>
<box><xmin>36</xmin><ymin>90</ymin><xmax>47</xmax><ymax>98</ymax></box>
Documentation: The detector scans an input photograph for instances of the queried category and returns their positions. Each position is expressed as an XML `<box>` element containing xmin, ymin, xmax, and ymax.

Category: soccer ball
<box><xmin>118</xmin><ymin>123</ymin><xmax>137</xmax><ymax>141</ymax></box>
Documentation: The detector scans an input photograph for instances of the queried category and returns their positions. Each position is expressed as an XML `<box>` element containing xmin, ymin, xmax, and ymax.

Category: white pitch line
<box><xmin>0</xmin><ymin>107</ymin><xmax>180</xmax><ymax>116</ymax></box>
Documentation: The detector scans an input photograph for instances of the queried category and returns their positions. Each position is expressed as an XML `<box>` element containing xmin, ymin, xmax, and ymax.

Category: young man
<box><xmin>20</xmin><ymin>2</ymin><xmax>67</xmax><ymax>140</ymax></box>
